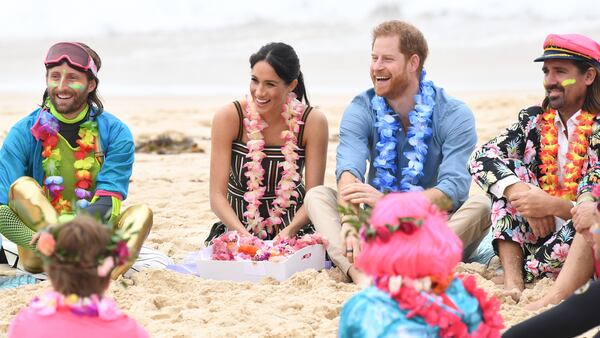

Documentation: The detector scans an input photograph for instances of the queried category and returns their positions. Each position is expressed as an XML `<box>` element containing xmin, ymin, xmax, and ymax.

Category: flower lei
<box><xmin>376</xmin><ymin>274</ymin><xmax>503</xmax><ymax>337</ymax></box>
<box><xmin>372</xmin><ymin>70</ymin><xmax>435</xmax><ymax>192</ymax></box>
<box><xmin>30</xmin><ymin>291</ymin><xmax>123</xmax><ymax>321</ymax></box>
<box><xmin>32</xmin><ymin>105</ymin><xmax>98</xmax><ymax>213</ymax></box>
<box><xmin>538</xmin><ymin>109</ymin><xmax>594</xmax><ymax>200</ymax></box>
<box><xmin>242</xmin><ymin>93</ymin><xmax>305</xmax><ymax>239</ymax></box>
<box><xmin>211</xmin><ymin>230</ymin><xmax>328</xmax><ymax>261</ymax></box>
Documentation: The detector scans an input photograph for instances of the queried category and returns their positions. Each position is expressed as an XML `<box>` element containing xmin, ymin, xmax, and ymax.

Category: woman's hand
<box><xmin>572</xmin><ymin>201</ymin><xmax>597</xmax><ymax>233</ymax></box>
<box><xmin>591</xmin><ymin>221</ymin><xmax>600</xmax><ymax>260</ymax></box>
<box><xmin>275</xmin><ymin>226</ymin><xmax>298</xmax><ymax>240</ymax></box>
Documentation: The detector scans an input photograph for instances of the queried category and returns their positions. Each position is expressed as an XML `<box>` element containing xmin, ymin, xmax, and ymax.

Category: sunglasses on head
<box><xmin>44</xmin><ymin>42</ymin><xmax>98</xmax><ymax>77</ymax></box>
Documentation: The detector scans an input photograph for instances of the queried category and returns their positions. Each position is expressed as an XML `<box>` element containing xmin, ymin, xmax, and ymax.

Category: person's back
<box><xmin>7</xmin><ymin>216</ymin><xmax>148</xmax><ymax>337</ymax></box>
<box><xmin>10</xmin><ymin>300</ymin><xmax>148</xmax><ymax>338</ymax></box>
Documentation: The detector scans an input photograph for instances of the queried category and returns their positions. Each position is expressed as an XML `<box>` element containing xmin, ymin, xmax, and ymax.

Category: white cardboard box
<box><xmin>196</xmin><ymin>244</ymin><xmax>326</xmax><ymax>283</ymax></box>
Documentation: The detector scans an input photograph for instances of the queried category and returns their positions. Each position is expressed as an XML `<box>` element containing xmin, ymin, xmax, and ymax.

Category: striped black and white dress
<box><xmin>206</xmin><ymin>101</ymin><xmax>315</xmax><ymax>243</ymax></box>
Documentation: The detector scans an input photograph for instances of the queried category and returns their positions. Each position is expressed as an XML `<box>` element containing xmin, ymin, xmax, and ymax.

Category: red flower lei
<box><xmin>538</xmin><ymin>109</ymin><xmax>594</xmax><ymax>200</ymax></box>
<box><xmin>379</xmin><ymin>274</ymin><xmax>504</xmax><ymax>337</ymax></box>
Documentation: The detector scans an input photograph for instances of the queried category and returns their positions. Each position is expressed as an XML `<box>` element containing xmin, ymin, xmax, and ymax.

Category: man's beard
<box><xmin>49</xmin><ymin>89</ymin><xmax>89</xmax><ymax>115</ymax></box>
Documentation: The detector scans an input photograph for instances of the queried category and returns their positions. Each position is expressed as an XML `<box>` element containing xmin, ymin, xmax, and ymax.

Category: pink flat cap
<box><xmin>534</xmin><ymin>33</ymin><xmax>600</xmax><ymax>66</ymax></box>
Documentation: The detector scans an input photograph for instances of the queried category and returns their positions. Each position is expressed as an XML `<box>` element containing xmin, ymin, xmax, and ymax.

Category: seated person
<box><xmin>8</xmin><ymin>216</ymin><xmax>148</xmax><ymax>337</ymax></box>
<box><xmin>305</xmin><ymin>20</ymin><xmax>491</xmax><ymax>285</ymax></box>
<box><xmin>469</xmin><ymin>33</ymin><xmax>600</xmax><ymax>302</ymax></box>
<box><xmin>206</xmin><ymin>42</ymin><xmax>328</xmax><ymax>243</ymax></box>
<box><xmin>0</xmin><ymin>42</ymin><xmax>154</xmax><ymax>277</ymax></box>
<box><xmin>339</xmin><ymin>192</ymin><xmax>504</xmax><ymax>337</ymax></box>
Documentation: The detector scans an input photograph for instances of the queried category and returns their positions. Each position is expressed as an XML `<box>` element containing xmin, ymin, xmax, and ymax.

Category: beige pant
<box><xmin>304</xmin><ymin>185</ymin><xmax>492</xmax><ymax>276</ymax></box>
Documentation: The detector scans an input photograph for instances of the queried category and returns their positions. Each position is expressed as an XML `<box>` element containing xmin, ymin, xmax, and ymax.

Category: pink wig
<box><xmin>355</xmin><ymin>192</ymin><xmax>462</xmax><ymax>280</ymax></box>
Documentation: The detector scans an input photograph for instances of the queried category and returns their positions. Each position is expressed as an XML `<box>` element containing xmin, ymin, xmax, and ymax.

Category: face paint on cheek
<box><xmin>561</xmin><ymin>79</ymin><xmax>576</xmax><ymax>87</ymax></box>
<box><xmin>68</xmin><ymin>83</ymin><xmax>85</xmax><ymax>91</ymax></box>
<box><xmin>48</xmin><ymin>81</ymin><xmax>58</xmax><ymax>88</ymax></box>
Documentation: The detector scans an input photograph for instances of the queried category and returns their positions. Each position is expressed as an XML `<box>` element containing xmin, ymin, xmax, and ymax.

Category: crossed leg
<box><xmin>0</xmin><ymin>176</ymin><xmax>153</xmax><ymax>278</ymax></box>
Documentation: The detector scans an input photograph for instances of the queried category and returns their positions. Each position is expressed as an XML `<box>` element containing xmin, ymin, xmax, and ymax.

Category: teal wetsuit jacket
<box><xmin>0</xmin><ymin>107</ymin><xmax>134</xmax><ymax>205</ymax></box>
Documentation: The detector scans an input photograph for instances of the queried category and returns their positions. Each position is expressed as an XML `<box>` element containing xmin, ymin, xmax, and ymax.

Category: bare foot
<box><xmin>524</xmin><ymin>299</ymin><xmax>545</xmax><ymax>311</ymax></box>
<box><xmin>503</xmin><ymin>272</ymin><xmax>524</xmax><ymax>303</ymax></box>
<box><xmin>348</xmin><ymin>266</ymin><xmax>371</xmax><ymax>287</ymax></box>
<box><xmin>503</xmin><ymin>287</ymin><xmax>522</xmax><ymax>302</ymax></box>
<box><xmin>491</xmin><ymin>274</ymin><xmax>504</xmax><ymax>285</ymax></box>
<box><xmin>524</xmin><ymin>295</ymin><xmax>559</xmax><ymax>311</ymax></box>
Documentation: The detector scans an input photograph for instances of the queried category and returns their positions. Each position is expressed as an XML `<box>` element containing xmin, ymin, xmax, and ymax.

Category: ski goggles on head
<box><xmin>44</xmin><ymin>42</ymin><xmax>98</xmax><ymax>77</ymax></box>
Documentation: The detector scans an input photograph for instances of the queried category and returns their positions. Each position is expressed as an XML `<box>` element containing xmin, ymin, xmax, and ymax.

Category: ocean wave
<box><xmin>1</xmin><ymin>0</ymin><xmax>599</xmax><ymax>40</ymax></box>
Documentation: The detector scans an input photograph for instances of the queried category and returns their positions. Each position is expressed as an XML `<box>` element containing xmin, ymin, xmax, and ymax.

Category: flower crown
<box><xmin>361</xmin><ymin>217</ymin><xmax>423</xmax><ymax>241</ymax></box>
<box><xmin>35</xmin><ymin>221</ymin><xmax>131</xmax><ymax>277</ymax></box>
<box><xmin>337</xmin><ymin>204</ymin><xmax>423</xmax><ymax>242</ymax></box>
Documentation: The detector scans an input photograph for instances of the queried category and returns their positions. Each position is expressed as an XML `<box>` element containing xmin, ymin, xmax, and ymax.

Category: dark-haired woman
<box><xmin>207</xmin><ymin>42</ymin><xmax>328</xmax><ymax>242</ymax></box>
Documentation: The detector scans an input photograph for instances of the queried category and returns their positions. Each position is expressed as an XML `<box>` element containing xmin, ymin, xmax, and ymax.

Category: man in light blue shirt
<box><xmin>305</xmin><ymin>20</ymin><xmax>491</xmax><ymax>284</ymax></box>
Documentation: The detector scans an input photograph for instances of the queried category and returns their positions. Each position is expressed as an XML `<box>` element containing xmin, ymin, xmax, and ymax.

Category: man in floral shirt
<box><xmin>469</xmin><ymin>33</ymin><xmax>600</xmax><ymax>302</ymax></box>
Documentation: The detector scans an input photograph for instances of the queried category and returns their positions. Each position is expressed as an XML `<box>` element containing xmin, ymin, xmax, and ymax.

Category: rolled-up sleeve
<box><xmin>336</xmin><ymin>95</ymin><xmax>373</xmax><ymax>182</ymax></box>
<box><xmin>435</xmin><ymin>103</ymin><xmax>477</xmax><ymax>209</ymax></box>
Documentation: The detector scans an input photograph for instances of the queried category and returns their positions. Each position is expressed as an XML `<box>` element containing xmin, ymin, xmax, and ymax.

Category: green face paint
<box><xmin>561</xmin><ymin>78</ymin><xmax>576</xmax><ymax>87</ymax></box>
<box><xmin>68</xmin><ymin>83</ymin><xmax>84</xmax><ymax>91</ymax></box>
<box><xmin>48</xmin><ymin>81</ymin><xmax>59</xmax><ymax>88</ymax></box>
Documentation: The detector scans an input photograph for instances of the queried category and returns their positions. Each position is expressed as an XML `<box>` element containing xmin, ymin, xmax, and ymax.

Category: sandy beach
<box><xmin>2</xmin><ymin>89</ymin><xmax>594</xmax><ymax>337</ymax></box>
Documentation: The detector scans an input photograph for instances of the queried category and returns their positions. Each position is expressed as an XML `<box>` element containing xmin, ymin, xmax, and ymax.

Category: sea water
<box><xmin>0</xmin><ymin>0</ymin><xmax>599</xmax><ymax>94</ymax></box>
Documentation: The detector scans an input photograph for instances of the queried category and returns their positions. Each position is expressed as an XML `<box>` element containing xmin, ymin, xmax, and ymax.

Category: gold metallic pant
<box><xmin>8</xmin><ymin>176</ymin><xmax>153</xmax><ymax>278</ymax></box>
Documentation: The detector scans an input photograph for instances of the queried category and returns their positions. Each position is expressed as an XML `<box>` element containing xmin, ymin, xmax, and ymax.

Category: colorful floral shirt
<box><xmin>469</xmin><ymin>106</ymin><xmax>600</xmax><ymax>197</ymax></box>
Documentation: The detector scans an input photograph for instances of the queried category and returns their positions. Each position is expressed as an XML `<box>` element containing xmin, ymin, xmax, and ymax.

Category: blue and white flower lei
<box><xmin>371</xmin><ymin>70</ymin><xmax>435</xmax><ymax>192</ymax></box>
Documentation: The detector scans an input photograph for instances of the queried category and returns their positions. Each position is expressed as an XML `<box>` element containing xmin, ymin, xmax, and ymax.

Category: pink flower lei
<box><xmin>30</xmin><ymin>291</ymin><xmax>123</xmax><ymax>321</ymax></box>
<box><xmin>242</xmin><ymin>93</ymin><xmax>305</xmax><ymax>239</ymax></box>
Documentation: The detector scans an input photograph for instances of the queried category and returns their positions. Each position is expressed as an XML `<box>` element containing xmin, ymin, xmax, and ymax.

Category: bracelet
<box><xmin>576</xmin><ymin>195</ymin><xmax>596</xmax><ymax>205</ymax></box>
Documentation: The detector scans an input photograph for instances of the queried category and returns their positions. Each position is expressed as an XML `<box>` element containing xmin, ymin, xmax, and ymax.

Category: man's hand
<box><xmin>509</xmin><ymin>184</ymin><xmax>552</xmax><ymax>218</ymax></box>
<box><xmin>340</xmin><ymin>223</ymin><xmax>361</xmax><ymax>263</ymax></box>
<box><xmin>339</xmin><ymin>181</ymin><xmax>383</xmax><ymax>207</ymax></box>
<box><xmin>504</xmin><ymin>182</ymin><xmax>530</xmax><ymax>199</ymax></box>
<box><xmin>572</xmin><ymin>201</ymin><xmax>597</xmax><ymax>233</ymax></box>
<box><xmin>527</xmin><ymin>216</ymin><xmax>555</xmax><ymax>238</ymax></box>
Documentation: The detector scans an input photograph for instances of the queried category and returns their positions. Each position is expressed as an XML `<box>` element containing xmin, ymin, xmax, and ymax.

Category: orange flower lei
<box><xmin>538</xmin><ymin>109</ymin><xmax>594</xmax><ymax>200</ymax></box>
